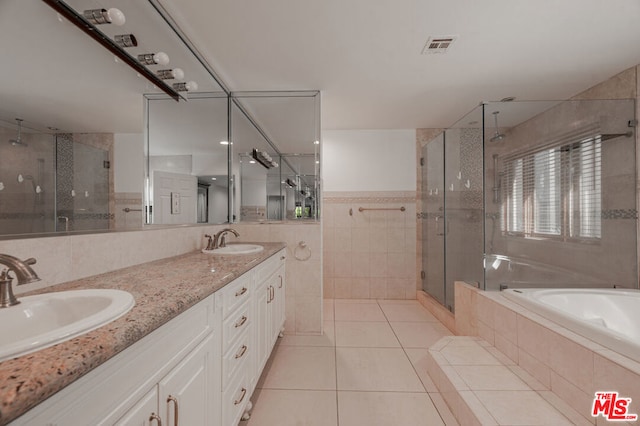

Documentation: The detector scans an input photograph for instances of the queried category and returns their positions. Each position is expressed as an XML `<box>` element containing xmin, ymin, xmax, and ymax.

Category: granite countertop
<box><xmin>0</xmin><ymin>242</ymin><xmax>285</xmax><ymax>425</ymax></box>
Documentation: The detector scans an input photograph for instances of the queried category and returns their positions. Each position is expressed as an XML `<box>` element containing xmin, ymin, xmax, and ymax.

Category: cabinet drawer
<box><xmin>222</xmin><ymin>299</ymin><xmax>251</xmax><ymax>353</ymax></box>
<box><xmin>223</xmin><ymin>369</ymin><xmax>251</xmax><ymax>426</ymax></box>
<box><xmin>222</xmin><ymin>328</ymin><xmax>251</xmax><ymax>390</ymax></box>
<box><xmin>220</xmin><ymin>273</ymin><xmax>252</xmax><ymax>318</ymax></box>
<box><xmin>254</xmin><ymin>250</ymin><xmax>285</xmax><ymax>281</ymax></box>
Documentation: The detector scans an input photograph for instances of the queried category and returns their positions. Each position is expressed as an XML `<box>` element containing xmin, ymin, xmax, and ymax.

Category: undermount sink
<box><xmin>0</xmin><ymin>289</ymin><xmax>135</xmax><ymax>362</ymax></box>
<box><xmin>202</xmin><ymin>244</ymin><xmax>264</xmax><ymax>255</ymax></box>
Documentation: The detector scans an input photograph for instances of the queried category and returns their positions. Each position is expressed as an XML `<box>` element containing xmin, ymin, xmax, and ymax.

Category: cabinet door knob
<box><xmin>234</xmin><ymin>387</ymin><xmax>247</xmax><ymax>405</ymax></box>
<box><xmin>167</xmin><ymin>395</ymin><xmax>179</xmax><ymax>426</ymax></box>
<box><xmin>235</xmin><ymin>287</ymin><xmax>248</xmax><ymax>297</ymax></box>
<box><xmin>280</xmin><ymin>256</ymin><xmax>286</xmax><ymax>260</ymax></box>
<box><xmin>234</xmin><ymin>315</ymin><xmax>248</xmax><ymax>328</ymax></box>
<box><xmin>235</xmin><ymin>344</ymin><xmax>248</xmax><ymax>359</ymax></box>
<box><xmin>149</xmin><ymin>413</ymin><xmax>163</xmax><ymax>426</ymax></box>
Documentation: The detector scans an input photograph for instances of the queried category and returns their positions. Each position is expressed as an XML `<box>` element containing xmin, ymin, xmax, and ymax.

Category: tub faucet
<box><xmin>212</xmin><ymin>228</ymin><xmax>240</xmax><ymax>249</ymax></box>
<box><xmin>0</xmin><ymin>254</ymin><xmax>41</xmax><ymax>308</ymax></box>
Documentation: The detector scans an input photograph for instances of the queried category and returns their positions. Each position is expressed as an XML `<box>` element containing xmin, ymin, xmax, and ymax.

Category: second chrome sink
<box><xmin>0</xmin><ymin>289</ymin><xmax>135</xmax><ymax>362</ymax></box>
<box><xmin>202</xmin><ymin>243</ymin><xmax>264</xmax><ymax>255</ymax></box>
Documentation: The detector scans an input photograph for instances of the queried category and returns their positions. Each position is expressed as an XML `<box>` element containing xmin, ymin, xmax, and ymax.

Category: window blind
<box><xmin>500</xmin><ymin>126</ymin><xmax>601</xmax><ymax>240</ymax></box>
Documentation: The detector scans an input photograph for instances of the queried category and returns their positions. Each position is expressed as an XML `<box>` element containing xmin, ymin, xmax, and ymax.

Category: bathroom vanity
<box><xmin>0</xmin><ymin>243</ymin><xmax>286</xmax><ymax>426</ymax></box>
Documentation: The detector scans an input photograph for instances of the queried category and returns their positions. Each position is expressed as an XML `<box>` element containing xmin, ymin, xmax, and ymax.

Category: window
<box><xmin>501</xmin><ymin>135</ymin><xmax>601</xmax><ymax>240</ymax></box>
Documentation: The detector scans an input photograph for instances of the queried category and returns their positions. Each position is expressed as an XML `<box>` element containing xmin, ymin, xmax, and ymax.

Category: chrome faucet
<box><xmin>0</xmin><ymin>254</ymin><xmax>41</xmax><ymax>308</ymax></box>
<box><xmin>204</xmin><ymin>228</ymin><xmax>240</xmax><ymax>250</ymax></box>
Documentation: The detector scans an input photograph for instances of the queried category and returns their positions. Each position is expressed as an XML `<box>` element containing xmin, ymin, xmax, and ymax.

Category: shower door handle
<box><xmin>435</xmin><ymin>215</ymin><xmax>444</xmax><ymax>236</ymax></box>
<box><xmin>435</xmin><ymin>215</ymin><xmax>449</xmax><ymax>236</ymax></box>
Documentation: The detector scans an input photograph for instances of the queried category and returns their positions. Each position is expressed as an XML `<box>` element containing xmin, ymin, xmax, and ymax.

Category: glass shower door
<box><xmin>421</xmin><ymin>133</ymin><xmax>446</xmax><ymax>305</ymax></box>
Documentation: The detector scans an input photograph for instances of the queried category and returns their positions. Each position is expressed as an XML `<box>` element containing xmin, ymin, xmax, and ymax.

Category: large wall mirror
<box><xmin>1</xmin><ymin>0</ymin><xmax>321</xmax><ymax>239</ymax></box>
<box><xmin>230</xmin><ymin>91</ymin><xmax>321</xmax><ymax>222</ymax></box>
<box><xmin>0</xmin><ymin>0</ymin><xmax>226</xmax><ymax>237</ymax></box>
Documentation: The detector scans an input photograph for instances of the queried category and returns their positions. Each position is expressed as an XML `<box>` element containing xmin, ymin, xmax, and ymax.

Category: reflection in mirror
<box><xmin>231</xmin><ymin>91</ymin><xmax>321</xmax><ymax>222</ymax></box>
<box><xmin>1</xmin><ymin>0</ymin><xmax>226</xmax><ymax>237</ymax></box>
<box><xmin>145</xmin><ymin>94</ymin><xmax>229</xmax><ymax>225</ymax></box>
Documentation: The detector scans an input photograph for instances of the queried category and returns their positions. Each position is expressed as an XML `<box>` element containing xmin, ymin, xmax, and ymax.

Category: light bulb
<box><xmin>138</xmin><ymin>52</ymin><xmax>170</xmax><ymax>66</ymax></box>
<box><xmin>107</xmin><ymin>8</ymin><xmax>126</xmax><ymax>26</ymax></box>
<box><xmin>172</xmin><ymin>68</ymin><xmax>185</xmax><ymax>80</ymax></box>
<box><xmin>157</xmin><ymin>68</ymin><xmax>184</xmax><ymax>80</ymax></box>
<box><xmin>153</xmin><ymin>52</ymin><xmax>170</xmax><ymax>65</ymax></box>
<box><xmin>83</xmin><ymin>8</ymin><xmax>125</xmax><ymax>26</ymax></box>
<box><xmin>173</xmin><ymin>81</ymin><xmax>198</xmax><ymax>92</ymax></box>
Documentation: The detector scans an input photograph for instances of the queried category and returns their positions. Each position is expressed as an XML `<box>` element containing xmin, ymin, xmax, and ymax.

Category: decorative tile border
<box><xmin>323</xmin><ymin>191</ymin><xmax>416</xmax><ymax>204</ymax></box>
<box><xmin>601</xmin><ymin>209</ymin><xmax>638</xmax><ymax>219</ymax></box>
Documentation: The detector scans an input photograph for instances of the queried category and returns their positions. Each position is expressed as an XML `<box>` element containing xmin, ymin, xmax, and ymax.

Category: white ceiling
<box><xmin>158</xmin><ymin>0</ymin><xmax>640</xmax><ymax>130</ymax></box>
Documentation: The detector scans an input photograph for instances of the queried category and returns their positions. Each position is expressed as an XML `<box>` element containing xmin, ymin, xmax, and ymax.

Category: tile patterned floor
<box><xmin>241</xmin><ymin>299</ymin><xmax>458</xmax><ymax>426</ymax></box>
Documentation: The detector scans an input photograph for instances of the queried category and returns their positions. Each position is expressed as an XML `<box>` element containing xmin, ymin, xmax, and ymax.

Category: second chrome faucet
<box><xmin>204</xmin><ymin>228</ymin><xmax>240</xmax><ymax>250</ymax></box>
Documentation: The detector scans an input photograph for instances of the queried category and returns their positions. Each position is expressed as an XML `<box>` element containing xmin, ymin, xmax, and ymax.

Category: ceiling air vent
<box><xmin>422</xmin><ymin>36</ymin><xmax>457</xmax><ymax>54</ymax></box>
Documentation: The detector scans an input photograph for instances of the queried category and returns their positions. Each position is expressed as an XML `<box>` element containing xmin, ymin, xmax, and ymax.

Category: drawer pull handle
<box><xmin>279</xmin><ymin>275</ymin><xmax>283</xmax><ymax>289</ymax></box>
<box><xmin>235</xmin><ymin>344</ymin><xmax>248</xmax><ymax>359</ymax></box>
<box><xmin>235</xmin><ymin>287</ymin><xmax>248</xmax><ymax>297</ymax></box>
<box><xmin>235</xmin><ymin>315</ymin><xmax>248</xmax><ymax>328</ymax></box>
<box><xmin>149</xmin><ymin>413</ymin><xmax>162</xmax><ymax>426</ymax></box>
<box><xmin>167</xmin><ymin>395</ymin><xmax>179</xmax><ymax>426</ymax></box>
<box><xmin>267</xmin><ymin>286</ymin><xmax>272</xmax><ymax>303</ymax></box>
<box><xmin>234</xmin><ymin>387</ymin><xmax>247</xmax><ymax>405</ymax></box>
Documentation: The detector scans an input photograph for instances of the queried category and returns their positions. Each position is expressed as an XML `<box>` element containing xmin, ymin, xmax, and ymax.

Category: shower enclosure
<box><xmin>421</xmin><ymin>99</ymin><xmax>638</xmax><ymax>311</ymax></box>
<box><xmin>0</xmin><ymin>120</ymin><xmax>110</xmax><ymax>235</ymax></box>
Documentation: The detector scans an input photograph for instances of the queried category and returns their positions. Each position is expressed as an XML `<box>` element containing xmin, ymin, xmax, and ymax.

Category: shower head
<box><xmin>490</xmin><ymin>111</ymin><xmax>505</xmax><ymax>142</ymax></box>
<box><xmin>8</xmin><ymin>118</ymin><xmax>27</xmax><ymax>147</ymax></box>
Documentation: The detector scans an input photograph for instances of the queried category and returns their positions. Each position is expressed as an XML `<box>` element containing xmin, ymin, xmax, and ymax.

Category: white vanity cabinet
<box><xmin>11</xmin><ymin>293</ymin><xmax>221</xmax><ymax>426</ymax></box>
<box><xmin>252</xmin><ymin>250</ymin><xmax>286</xmax><ymax>389</ymax></box>
<box><xmin>9</xmin><ymin>248</ymin><xmax>286</xmax><ymax>426</ymax></box>
<box><xmin>115</xmin><ymin>333</ymin><xmax>215</xmax><ymax>426</ymax></box>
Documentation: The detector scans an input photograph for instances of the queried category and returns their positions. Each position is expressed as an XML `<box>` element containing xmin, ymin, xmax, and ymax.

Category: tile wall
<box><xmin>322</xmin><ymin>191</ymin><xmax>417</xmax><ymax>299</ymax></box>
<box><xmin>2</xmin><ymin>221</ymin><xmax>323</xmax><ymax>336</ymax></box>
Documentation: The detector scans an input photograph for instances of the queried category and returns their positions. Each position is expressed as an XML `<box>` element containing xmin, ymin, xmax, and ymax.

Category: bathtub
<box><xmin>502</xmin><ymin>288</ymin><xmax>640</xmax><ymax>363</ymax></box>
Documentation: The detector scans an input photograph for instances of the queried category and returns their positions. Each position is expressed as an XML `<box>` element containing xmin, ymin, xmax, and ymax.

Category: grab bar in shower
<box><xmin>349</xmin><ymin>206</ymin><xmax>405</xmax><ymax>215</ymax></box>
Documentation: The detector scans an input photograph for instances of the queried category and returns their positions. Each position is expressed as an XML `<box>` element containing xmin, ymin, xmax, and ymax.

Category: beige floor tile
<box><xmin>338</xmin><ymin>391</ymin><xmax>444</xmax><ymax>426</ymax></box>
<box><xmin>243</xmin><ymin>389</ymin><xmax>337</xmax><ymax>426</ymax></box>
<box><xmin>405</xmin><ymin>348</ymin><xmax>439</xmax><ymax>392</ymax></box>
<box><xmin>336</xmin><ymin>347</ymin><xmax>424</xmax><ymax>391</ymax></box>
<box><xmin>475</xmin><ymin>390</ymin><xmax>574</xmax><ymax>425</ymax></box>
<box><xmin>379</xmin><ymin>301</ymin><xmax>440</xmax><ymax>322</ymax></box>
<box><xmin>335</xmin><ymin>321</ymin><xmax>400</xmax><ymax>348</ymax></box>
<box><xmin>453</xmin><ymin>365</ymin><xmax>530</xmax><ymax>390</ymax></box>
<box><xmin>280</xmin><ymin>321</ymin><xmax>335</xmax><ymax>347</ymax></box>
<box><xmin>390</xmin><ymin>321</ymin><xmax>453</xmax><ymax>348</ymax></box>
<box><xmin>334</xmin><ymin>302</ymin><xmax>386</xmax><ymax>321</ymax></box>
<box><xmin>260</xmin><ymin>345</ymin><xmax>336</xmax><ymax>390</ymax></box>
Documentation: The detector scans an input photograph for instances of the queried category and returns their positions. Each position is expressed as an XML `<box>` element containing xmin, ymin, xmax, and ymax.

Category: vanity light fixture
<box><xmin>157</xmin><ymin>68</ymin><xmax>184</xmax><ymax>80</ymax></box>
<box><xmin>42</xmin><ymin>0</ymin><xmax>181</xmax><ymax>101</ymax></box>
<box><xmin>138</xmin><ymin>52</ymin><xmax>170</xmax><ymax>66</ymax></box>
<box><xmin>285</xmin><ymin>178</ymin><xmax>296</xmax><ymax>188</ymax></box>
<box><xmin>83</xmin><ymin>8</ymin><xmax>125</xmax><ymax>26</ymax></box>
<box><xmin>251</xmin><ymin>149</ymin><xmax>278</xmax><ymax>169</ymax></box>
